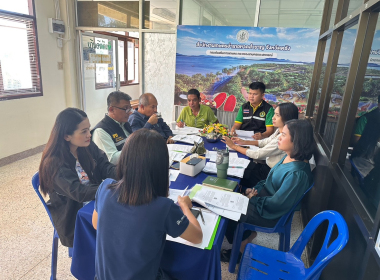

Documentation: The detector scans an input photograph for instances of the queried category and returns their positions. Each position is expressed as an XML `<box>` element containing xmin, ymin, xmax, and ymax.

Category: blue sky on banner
<box><xmin>177</xmin><ymin>26</ymin><xmax>320</xmax><ymax>63</ymax></box>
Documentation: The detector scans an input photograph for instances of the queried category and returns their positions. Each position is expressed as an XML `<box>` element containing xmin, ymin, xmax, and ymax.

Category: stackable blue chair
<box><xmin>237</xmin><ymin>210</ymin><xmax>349</xmax><ymax>280</ymax></box>
<box><xmin>32</xmin><ymin>172</ymin><xmax>72</xmax><ymax>280</ymax></box>
<box><xmin>229</xmin><ymin>184</ymin><xmax>314</xmax><ymax>273</ymax></box>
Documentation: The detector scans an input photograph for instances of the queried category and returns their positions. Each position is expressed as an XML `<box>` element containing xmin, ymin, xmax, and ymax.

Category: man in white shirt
<box><xmin>92</xmin><ymin>91</ymin><xmax>133</xmax><ymax>164</ymax></box>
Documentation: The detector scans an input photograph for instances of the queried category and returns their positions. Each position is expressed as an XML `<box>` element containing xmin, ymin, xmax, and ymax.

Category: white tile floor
<box><xmin>0</xmin><ymin>153</ymin><xmax>306</xmax><ymax>280</ymax></box>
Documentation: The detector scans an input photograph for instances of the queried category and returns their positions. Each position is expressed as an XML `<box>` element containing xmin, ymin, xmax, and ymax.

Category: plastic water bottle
<box><xmin>216</xmin><ymin>149</ymin><xmax>229</xmax><ymax>179</ymax></box>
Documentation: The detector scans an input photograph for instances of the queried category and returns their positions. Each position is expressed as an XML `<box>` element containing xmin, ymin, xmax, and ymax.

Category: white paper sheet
<box><xmin>169</xmin><ymin>170</ymin><xmax>180</xmax><ymax>182</ymax></box>
<box><xmin>229</xmin><ymin>157</ymin><xmax>250</xmax><ymax>168</ymax></box>
<box><xmin>229</xmin><ymin>152</ymin><xmax>238</xmax><ymax>159</ymax></box>
<box><xmin>172</xmin><ymin>126</ymin><xmax>200</xmax><ymax>135</ymax></box>
<box><xmin>202</xmin><ymin>162</ymin><xmax>245</xmax><ymax>178</ymax></box>
<box><xmin>205</xmin><ymin>203</ymin><xmax>241</xmax><ymax>221</ymax></box>
<box><xmin>167</xmin><ymin>144</ymin><xmax>193</xmax><ymax>153</ymax></box>
<box><xmin>166</xmin><ymin>210</ymin><xmax>219</xmax><ymax>249</ymax></box>
<box><xmin>168</xmin><ymin>188</ymin><xmax>191</xmax><ymax>203</ymax></box>
<box><xmin>192</xmin><ymin>185</ymin><xmax>249</xmax><ymax>214</ymax></box>
<box><xmin>236</xmin><ymin>130</ymin><xmax>254</xmax><ymax>138</ymax></box>
<box><xmin>169</xmin><ymin>151</ymin><xmax>187</xmax><ymax>162</ymax></box>
<box><xmin>172</xmin><ymin>135</ymin><xmax>202</xmax><ymax>145</ymax></box>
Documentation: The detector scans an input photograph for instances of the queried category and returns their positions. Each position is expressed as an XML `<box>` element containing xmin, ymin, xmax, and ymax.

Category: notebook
<box><xmin>202</xmin><ymin>176</ymin><xmax>238</xmax><ymax>192</ymax></box>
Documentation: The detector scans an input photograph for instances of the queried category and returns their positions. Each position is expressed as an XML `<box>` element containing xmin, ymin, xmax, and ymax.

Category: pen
<box><xmin>199</xmin><ymin>209</ymin><xmax>206</xmax><ymax>225</ymax></box>
<box><xmin>229</xmin><ymin>166</ymin><xmax>244</xmax><ymax>169</ymax></box>
<box><xmin>181</xmin><ymin>185</ymin><xmax>189</xmax><ymax>197</ymax></box>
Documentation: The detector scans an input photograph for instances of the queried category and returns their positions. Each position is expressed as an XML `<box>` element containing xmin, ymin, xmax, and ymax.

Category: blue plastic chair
<box><xmin>229</xmin><ymin>184</ymin><xmax>314</xmax><ymax>273</ymax></box>
<box><xmin>237</xmin><ymin>210</ymin><xmax>349</xmax><ymax>280</ymax></box>
<box><xmin>32</xmin><ymin>172</ymin><xmax>73</xmax><ymax>280</ymax></box>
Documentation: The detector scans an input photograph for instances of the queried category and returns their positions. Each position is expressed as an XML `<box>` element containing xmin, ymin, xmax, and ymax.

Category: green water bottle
<box><xmin>216</xmin><ymin>149</ymin><xmax>229</xmax><ymax>179</ymax></box>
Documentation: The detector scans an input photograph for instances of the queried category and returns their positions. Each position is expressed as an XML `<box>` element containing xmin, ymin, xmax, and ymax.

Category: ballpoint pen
<box><xmin>181</xmin><ymin>185</ymin><xmax>189</xmax><ymax>197</ymax></box>
<box><xmin>199</xmin><ymin>209</ymin><xmax>206</xmax><ymax>225</ymax></box>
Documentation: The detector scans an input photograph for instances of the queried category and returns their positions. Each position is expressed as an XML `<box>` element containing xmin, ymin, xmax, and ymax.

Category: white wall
<box><xmin>143</xmin><ymin>33</ymin><xmax>176</xmax><ymax>124</ymax></box>
<box><xmin>0</xmin><ymin>0</ymin><xmax>67</xmax><ymax>159</ymax></box>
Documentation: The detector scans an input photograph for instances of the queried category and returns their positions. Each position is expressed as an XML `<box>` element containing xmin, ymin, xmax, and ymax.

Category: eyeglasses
<box><xmin>113</xmin><ymin>106</ymin><xmax>133</xmax><ymax>113</ymax></box>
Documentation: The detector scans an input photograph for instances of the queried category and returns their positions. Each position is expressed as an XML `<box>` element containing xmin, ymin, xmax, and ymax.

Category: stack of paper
<box><xmin>167</xmin><ymin>188</ymin><xmax>191</xmax><ymax>202</ymax></box>
<box><xmin>189</xmin><ymin>184</ymin><xmax>249</xmax><ymax>221</ymax></box>
<box><xmin>169</xmin><ymin>170</ymin><xmax>180</xmax><ymax>182</ymax></box>
<box><xmin>167</xmin><ymin>144</ymin><xmax>193</xmax><ymax>153</ymax></box>
<box><xmin>236</xmin><ymin>130</ymin><xmax>254</xmax><ymax>140</ymax></box>
<box><xmin>172</xmin><ymin>135</ymin><xmax>202</xmax><ymax>144</ymax></box>
<box><xmin>202</xmin><ymin>162</ymin><xmax>245</xmax><ymax>178</ymax></box>
<box><xmin>169</xmin><ymin>151</ymin><xmax>188</xmax><ymax>162</ymax></box>
<box><xmin>172</xmin><ymin>126</ymin><xmax>200</xmax><ymax>135</ymax></box>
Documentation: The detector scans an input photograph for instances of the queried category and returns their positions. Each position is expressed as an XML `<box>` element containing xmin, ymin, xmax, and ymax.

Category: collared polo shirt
<box><xmin>177</xmin><ymin>104</ymin><xmax>218</xmax><ymax>128</ymax></box>
<box><xmin>235</xmin><ymin>101</ymin><xmax>274</xmax><ymax>132</ymax></box>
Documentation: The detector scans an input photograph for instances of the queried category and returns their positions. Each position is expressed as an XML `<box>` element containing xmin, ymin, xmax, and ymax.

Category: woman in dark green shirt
<box><xmin>222</xmin><ymin>119</ymin><xmax>314</xmax><ymax>262</ymax></box>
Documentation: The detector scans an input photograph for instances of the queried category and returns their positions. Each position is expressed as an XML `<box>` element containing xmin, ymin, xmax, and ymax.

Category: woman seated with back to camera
<box><xmin>92</xmin><ymin>129</ymin><xmax>202</xmax><ymax>280</ymax></box>
<box><xmin>222</xmin><ymin>103</ymin><xmax>299</xmax><ymax>191</ymax></box>
<box><xmin>39</xmin><ymin>108</ymin><xmax>116</xmax><ymax>248</ymax></box>
<box><xmin>221</xmin><ymin>119</ymin><xmax>314</xmax><ymax>262</ymax></box>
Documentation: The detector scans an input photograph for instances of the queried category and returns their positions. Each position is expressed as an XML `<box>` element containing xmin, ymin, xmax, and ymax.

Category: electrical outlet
<box><xmin>58</xmin><ymin>62</ymin><xmax>63</xmax><ymax>70</ymax></box>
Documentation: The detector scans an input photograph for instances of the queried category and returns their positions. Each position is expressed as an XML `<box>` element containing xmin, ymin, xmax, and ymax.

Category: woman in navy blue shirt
<box><xmin>92</xmin><ymin>129</ymin><xmax>203</xmax><ymax>280</ymax></box>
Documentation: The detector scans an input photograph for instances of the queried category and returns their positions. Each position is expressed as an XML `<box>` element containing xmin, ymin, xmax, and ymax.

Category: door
<box><xmin>78</xmin><ymin>31</ymin><xmax>119</xmax><ymax>126</ymax></box>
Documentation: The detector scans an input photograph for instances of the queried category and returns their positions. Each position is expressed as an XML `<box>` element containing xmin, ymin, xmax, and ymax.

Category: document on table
<box><xmin>167</xmin><ymin>188</ymin><xmax>191</xmax><ymax>203</ymax></box>
<box><xmin>205</xmin><ymin>203</ymin><xmax>241</xmax><ymax>221</ymax></box>
<box><xmin>166</xmin><ymin>210</ymin><xmax>220</xmax><ymax>250</ymax></box>
<box><xmin>169</xmin><ymin>170</ymin><xmax>180</xmax><ymax>182</ymax></box>
<box><xmin>202</xmin><ymin>162</ymin><xmax>245</xmax><ymax>178</ymax></box>
<box><xmin>167</xmin><ymin>144</ymin><xmax>193</xmax><ymax>153</ymax></box>
<box><xmin>191</xmin><ymin>185</ymin><xmax>249</xmax><ymax>214</ymax></box>
<box><xmin>172</xmin><ymin>135</ymin><xmax>202</xmax><ymax>145</ymax></box>
<box><xmin>172</xmin><ymin>126</ymin><xmax>200</xmax><ymax>135</ymax></box>
<box><xmin>206</xmin><ymin>151</ymin><xmax>238</xmax><ymax>162</ymax></box>
<box><xmin>229</xmin><ymin>157</ymin><xmax>250</xmax><ymax>168</ymax></box>
<box><xmin>236</xmin><ymin>130</ymin><xmax>254</xmax><ymax>138</ymax></box>
<box><xmin>169</xmin><ymin>151</ymin><xmax>187</xmax><ymax>162</ymax></box>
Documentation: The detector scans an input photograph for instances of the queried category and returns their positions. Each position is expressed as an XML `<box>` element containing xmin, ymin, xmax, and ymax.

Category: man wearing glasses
<box><xmin>128</xmin><ymin>93</ymin><xmax>175</xmax><ymax>143</ymax></box>
<box><xmin>92</xmin><ymin>91</ymin><xmax>133</xmax><ymax>164</ymax></box>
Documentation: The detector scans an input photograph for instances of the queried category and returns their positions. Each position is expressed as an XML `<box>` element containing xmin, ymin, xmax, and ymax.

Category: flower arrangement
<box><xmin>200</xmin><ymin>123</ymin><xmax>232</xmax><ymax>142</ymax></box>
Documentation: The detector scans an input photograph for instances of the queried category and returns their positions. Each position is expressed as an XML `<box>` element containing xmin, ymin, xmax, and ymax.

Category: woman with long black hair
<box><xmin>39</xmin><ymin>108</ymin><xmax>116</xmax><ymax>247</ymax></box>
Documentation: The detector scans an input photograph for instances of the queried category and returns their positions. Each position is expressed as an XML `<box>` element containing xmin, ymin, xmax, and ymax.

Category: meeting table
<box><xmin>70</xmin><ymin>138</ymin><xmax>249</xmax><ymax>280</ymax></box>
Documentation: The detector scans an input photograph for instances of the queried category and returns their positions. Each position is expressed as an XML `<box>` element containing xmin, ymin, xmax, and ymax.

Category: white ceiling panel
<box><xmin>209</xmin><ymin>1</ymin><xmax>246</xmax><ymax>9</ymax></box>
<box><xmin>260</xmin><ymin>8</ymin><xmax>279</xmax><ymax>15</ymax></box>
<box><xmin>258</xmin><ymin>19</ymin><xmax>279</xmax><ymax>27</ymax></box>
<box><xmin>260</xmin><ymin>0</ymin><xmax>280</xmax><ymax>9</ymax></box>
<box><xmin>216</xmin><ymin>8</ymin><xmax>250</xmax><ymax>15</ymax></box>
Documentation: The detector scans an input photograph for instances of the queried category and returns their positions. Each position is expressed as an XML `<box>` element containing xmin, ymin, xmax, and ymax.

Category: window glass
<box><xmin>329</xmin><ymin>0</ymin><xmax>339</xmax><ymax>29</ymax></box>
<box><xmin>134</xmin><ymin>46</ymin><xmax>139</xmax><ymax>83</ymax></box>
<box><xmin>347</xmin><ymin>0</ymin><xmax>363</xmax><ymax>16</ymax></box>
<box><xmin>259</xmin><ymin>0</ymin><xmax>323</xmax><ymax>28</ymax></box>
<box><xmin>322</xmin><ymin>26</ymin><xmax>358</xmax><ymax>150</ymax></box>
<box><xmin>0</xmin><ymin>0</ymin><xmax>30</xmax><ymax>15</ymax></box>
<box><xmin>118</xmin><ymin>41</ymin><xmax>125</xmax><ymax>82</ymax></box>
<box><xmin>313</xmin><ymin>38</ymin><xmax>332</xmax><ymax>120</ymax></box>
<box><xmin>0</xmin><ymin>13</ymin><xmax>41</xmax><ymax>99</ymax></box>
<box><xmin>77</xmin><ymin>1</ymin><xmax>139</xmax><ymax>29</ymax></box>
<box><xmin>342</xmin><ymin>22</ymin><xmax>380</xmax><ymax>217</ymax></box>
<box><xmin>182</xmin><ymin>0</ymin><xmax>255</xmax><ymax>26</ymax></box>
<box><xmin>91</xmin><ymin>37</ymin><xmax>116</xmax><ymax>88</ymax></box>
<box><xmin>127</xmin><ymin>41</ymin><xmax>134</xmax><ymax>81</ymax></box>
<box><xmin>144</xmin><ymin>0</ymin><xmax>177</xmax><ymax>30</ymax></box>
<box><xmin>182</xmin><ymin>0</ymin><xmax>200</xmax><ymax>25</ymax></box>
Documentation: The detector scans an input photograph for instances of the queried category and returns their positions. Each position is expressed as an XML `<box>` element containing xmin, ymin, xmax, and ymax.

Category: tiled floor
<box><xmin>0</xmin><ymin>153</ymin><xmax>306</xmax><ymax>280</ymax></box>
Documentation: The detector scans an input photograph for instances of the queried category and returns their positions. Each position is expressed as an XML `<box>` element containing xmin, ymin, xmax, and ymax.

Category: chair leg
<box><xmin>68</xmin><ymin>247</ymin><xmax>73</xmax><ymax>257</ymax></box>
<box><xmin>228</xmin><ymin>224</ymin><xmax>245</xmax><ymax>273</ymax></box>
<box><xmin>51</xmin><ymin>231</ymin><xmax>59</xmax><ymax>280</ymax></box>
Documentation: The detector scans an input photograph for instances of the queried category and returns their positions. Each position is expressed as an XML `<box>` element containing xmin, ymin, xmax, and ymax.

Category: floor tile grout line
<box><xmin>18</xmin><ymin>253</ymin><xmax>51</xmax><ymax>280</ymax></box>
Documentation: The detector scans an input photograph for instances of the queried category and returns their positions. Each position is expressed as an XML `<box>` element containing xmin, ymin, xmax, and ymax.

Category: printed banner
<box><xmin>174</xmin><ymin>26</ymin><xmax>320</xmax><ymax>115</ymax></box>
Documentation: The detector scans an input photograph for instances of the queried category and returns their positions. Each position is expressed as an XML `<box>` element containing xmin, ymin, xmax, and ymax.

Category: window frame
<box><xmin>0</xmin><ymin>2</ymin><xmax>43</xmax><ymax>101</ymax></box>
<box><xmin>94</xmin><ymin>31</ymin><xmax>139</xmax><ymax>90</ymax></box>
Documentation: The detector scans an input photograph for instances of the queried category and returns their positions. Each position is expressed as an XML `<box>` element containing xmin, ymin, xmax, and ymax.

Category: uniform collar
<box><xmin>106</xmin><ymin>114</ymin><xmax>125</xmax><ymax>126</ymax></box>
<box><xmin>250</xmin><ymin>101</ymin><xmax>263</xmax><ymax>111</ymax></box>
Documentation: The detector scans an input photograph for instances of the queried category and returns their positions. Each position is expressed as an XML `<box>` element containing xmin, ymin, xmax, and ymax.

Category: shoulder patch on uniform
<box><xmin>243</xmin><ymin>109</ymin><xmax>250</xmax><ymax>114</ymax></box>
<box><xmin>259</xmin><ymin>111</ymin><xmax>266</xmax><ymax>117</ymax></box>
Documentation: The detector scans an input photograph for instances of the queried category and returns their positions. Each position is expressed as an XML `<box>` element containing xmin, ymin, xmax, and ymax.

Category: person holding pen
<box><xmin>177</xmin><ymin>89</ymin><xmax>218</xmax><ymax>128</ymax></box>
<box><xmin>222</xmin><ymin>103</ymin><xmax>299</xmax><ymax>190</ymax></box>
<box><xmin>92</xmin><ymin>129</ymin><xmax>202</xmax><ymax>280</ymax></box>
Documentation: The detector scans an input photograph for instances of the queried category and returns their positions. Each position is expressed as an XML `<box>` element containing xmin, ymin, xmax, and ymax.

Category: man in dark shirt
<box><xmin>128</xmin><ymin>93</ymin><xmax>175</xmax><ymax>143</ymax></box>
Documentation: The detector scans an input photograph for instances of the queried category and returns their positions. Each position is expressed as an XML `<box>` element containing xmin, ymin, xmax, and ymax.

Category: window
<box><xmin>94</xmin><ymin>32</ymin><xmax>139</xmax><ymax>89</ymax></box>
<box><xmin>0</xmin><ymin>1</ymin><xmax>42</xmax><ymax>100</ymax></box>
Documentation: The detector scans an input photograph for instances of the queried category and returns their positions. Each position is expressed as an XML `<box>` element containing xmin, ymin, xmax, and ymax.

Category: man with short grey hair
<box><xmin>92</xmin><ymin>91</ymin><xmax>133</xmax><ymax>164</ymax></box>
<box><xmin>128</xmin><ymin>93</ymin><xmax>174</xmax><ymax>143</ymax></box>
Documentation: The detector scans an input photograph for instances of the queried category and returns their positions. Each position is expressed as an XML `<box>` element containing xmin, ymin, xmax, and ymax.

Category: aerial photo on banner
<box><xmin>174</xmin><ymin>26</ymin><xmax>320</xmax><ymax>116</ymax></box>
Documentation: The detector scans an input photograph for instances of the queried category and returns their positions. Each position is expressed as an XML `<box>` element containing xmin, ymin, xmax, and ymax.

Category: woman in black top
<box><xmin>39</xmin><ymin>108</ymin><xmax>116</xmax><ymax>247</ymax></box>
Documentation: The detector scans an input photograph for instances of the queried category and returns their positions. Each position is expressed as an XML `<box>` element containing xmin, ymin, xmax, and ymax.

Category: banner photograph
<box><xmin>174</xmin><ymin>26</ymin><xmax>319</xmax><ymax>116</ymax></box>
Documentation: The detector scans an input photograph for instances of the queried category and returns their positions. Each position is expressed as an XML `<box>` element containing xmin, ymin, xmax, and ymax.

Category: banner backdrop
<box><xmin>174</xmin><ymin>26</ymin><xmax>320</xmax><ymax>116</ymax></box>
